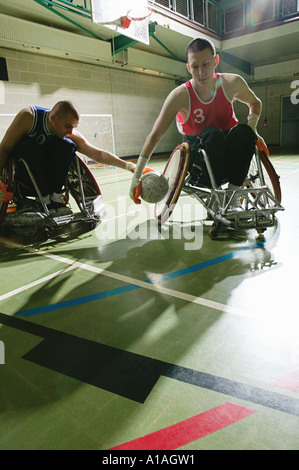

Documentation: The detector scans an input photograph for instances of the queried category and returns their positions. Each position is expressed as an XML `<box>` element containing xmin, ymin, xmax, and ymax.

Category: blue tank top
<box><xmin>13</xmin><ymin>106</ymin><xmax>77</xmax><ymax>153</ymax></box>
<box><xmin>27</xmin><ymin>106</ymin><xmax>53</xmax><ymax>146</ymax></box>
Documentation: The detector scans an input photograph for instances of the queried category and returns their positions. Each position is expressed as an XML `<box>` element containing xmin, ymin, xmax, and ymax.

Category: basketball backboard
<box><xmin>90</xmin><ymin>0</ymin><xmax>151</xmax><ymax>45</ymax></box>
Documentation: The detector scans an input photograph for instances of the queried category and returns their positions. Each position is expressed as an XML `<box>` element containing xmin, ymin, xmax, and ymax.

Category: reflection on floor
<box><xmin>0</xmin><ymin>151</ymin><xmax>298</xmax><ymax>450</ymax></box>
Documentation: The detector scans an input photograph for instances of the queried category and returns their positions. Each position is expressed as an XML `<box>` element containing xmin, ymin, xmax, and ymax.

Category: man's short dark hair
<box><xmin>52</xmin><ymin>100</ymin><xmax>80</xmax><ymax>120</ymax></box>
<box><xmin>186</xmin><ymin>38</ymin><xmax>216</xmax><ymax>62</ymax></box>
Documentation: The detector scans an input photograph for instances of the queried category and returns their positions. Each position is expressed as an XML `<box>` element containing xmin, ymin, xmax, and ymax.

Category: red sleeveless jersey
<box><xmin>176</xmin><ymin>73</ymin><xmax>238</xmax><ymax>136</ymax></box>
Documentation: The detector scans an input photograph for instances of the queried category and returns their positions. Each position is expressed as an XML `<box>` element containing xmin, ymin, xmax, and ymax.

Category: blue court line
<box><xmin>17</xmin><ymin>284</ymin><xmax>140</xmax><ymax>317</ymax></box>
<box><xmin>16</xmin><ymin>242</ymin><xmax>264</xmax><ymax>317</ymax></box>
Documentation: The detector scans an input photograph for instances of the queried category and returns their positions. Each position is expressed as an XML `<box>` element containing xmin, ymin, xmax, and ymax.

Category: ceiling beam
<box><xmin>218</xmin><ymin>51</ymin><xmax>252</xmax><ymax>75</ymax></box>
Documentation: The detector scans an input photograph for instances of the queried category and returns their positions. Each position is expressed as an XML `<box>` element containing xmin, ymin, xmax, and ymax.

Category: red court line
<box><xmin>109</xmin><ymin>402</ymin><xmax>257</xmax><ymax>450</ymax></box>
<box><xmin>271</xmin><ymin>369</ymin><xmax>299</xmax><ymax>392</ymax></box>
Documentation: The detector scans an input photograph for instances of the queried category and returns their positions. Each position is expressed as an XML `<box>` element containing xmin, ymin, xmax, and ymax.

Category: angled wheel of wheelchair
<box><xmin>154</xmin><ymin>142</ymin><xmax>190</xmax><ymax>225</ymax></box>
<box><xmin>244</xmin><ymin>148</ymin><xmax>282</xmax><ymax>240</ymax></box>
<box><xmin>245</xmin><ymin>149</ymin><xmax>281</xmax><ymax>203</ymax></box>
<box><xmin>0</xmin><ymin>159</ymin><xmax>58</xmax><ymax>239</ymax></box>
<box><xmin>0</xmin><ymin>155</ymin><xmax>104</xmax><ymax>242</ymax></box>
<box><xmin>0</xmin><ymin>159</ymin><xmax>13</xmax><ymax>228</ymax></box>
<box><xmin>65</xmin><ymin>155</ymin><xmax>104</xmax><ymax>220</ymax></box>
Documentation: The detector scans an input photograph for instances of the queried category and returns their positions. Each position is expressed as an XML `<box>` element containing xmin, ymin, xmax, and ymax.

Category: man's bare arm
<box><xmin>68</xmin><ymin>131</ymin><xmax>129</xmax><ymax>171</ymax></box>
<box><xmin>223</xmin><ymin>74</ymin><xmax>261</xmax><ymax>113</ymax></box>
<box><xmin>139</xmin><ymin>85</ymin><xmax>188</xmax><ymax>159</ymax></box>
<box><xmin>223</xmin><ymin>73</ymin><xmax>268</xmax><ymax>151</ymax></box>
<box><xmin>0</xmin><ymin>107</ymin><xmax>33</xmax><ymax>178</ymax></box>
<box><xmin>128</xmin><ymin>85</ymin><xmax>188</xmax><ymax>203</ymax></box>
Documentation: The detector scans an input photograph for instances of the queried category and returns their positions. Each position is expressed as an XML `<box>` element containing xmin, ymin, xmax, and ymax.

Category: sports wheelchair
<box><xmin>0</xmin><ymin>155</ymin><xmax>105</xmax><ymax>242</ymax></box>
<box><xmin>154</xmin><ymin>141</ymin><xmax>284</xmax><ymax>240</ymax></box>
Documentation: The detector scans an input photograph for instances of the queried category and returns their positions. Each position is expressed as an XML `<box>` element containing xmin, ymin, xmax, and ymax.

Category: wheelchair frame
<box><xmin>0</xmin><ymin>154</ymin><xmax>105</xmax><ymax>242</ymax></box>
<box><xmin>155</xmin><ymin>142</ymin><xmax>284</xmax><ymax>240</ymax></box>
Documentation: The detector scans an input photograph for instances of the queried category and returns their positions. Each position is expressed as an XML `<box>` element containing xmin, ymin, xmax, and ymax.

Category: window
<box><xmin>282</xmin><ymin>0</ymin><xmax>299</xmax><ymax>16</ymax></box>
<box><xmin>224</xmin><ymin>1</ymin><xmax>245</xmax><ymax>32</ymax></box>
<box><xmin>251</xmin><ymin>0</ymin><xmax>275</xmax><ymax>24</ymax></box>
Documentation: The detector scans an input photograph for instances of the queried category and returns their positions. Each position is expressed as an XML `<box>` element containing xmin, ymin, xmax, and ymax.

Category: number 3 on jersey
<box><xmin>194</xmin><ymin>108</ymin><xmax>205</xmax><ymax>124</ymax></box>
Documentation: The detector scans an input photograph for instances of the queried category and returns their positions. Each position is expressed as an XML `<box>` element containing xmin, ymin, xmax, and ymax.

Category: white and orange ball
<box><xmin>140</xmin><ymin>172</ymin><xmax>169</xmax><ymax>203</ymax></box>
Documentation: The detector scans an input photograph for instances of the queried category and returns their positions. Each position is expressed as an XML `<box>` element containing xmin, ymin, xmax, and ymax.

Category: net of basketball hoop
<box><xmin>91</xmin><ymin>0</ymin><xmax>152</xmax><ymax>45</ymax></box>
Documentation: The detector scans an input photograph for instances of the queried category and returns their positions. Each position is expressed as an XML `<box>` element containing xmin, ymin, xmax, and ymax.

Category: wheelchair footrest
<box><xmin>52</xmin><ymin>214</ymin><xmax>76</xmax><ymax>225</ymax></box>
<box><xmin>231</xmin><ymin>210</ymin><xmax>276</xmax><ymax>229</ymax></box>
<box><xmin>209</xmin><ymin>209</ymin><xmax>276</xmax><ymax>230</ymax></box>
<box><xmin>53</xmin><ymin>212</ymin><xmax>101</xmax><ymax>224</ymax></box>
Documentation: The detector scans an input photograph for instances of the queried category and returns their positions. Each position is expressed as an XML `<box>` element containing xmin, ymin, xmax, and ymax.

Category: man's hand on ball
<box><xmin>129</xmin><ymin>167</ymin><xmax>154</xmax><ymax>205</ymax></box>
<box><xmin>129</xmin><ymin>175</ymin><xmax>142</xmax><ymax>205</ymax></box>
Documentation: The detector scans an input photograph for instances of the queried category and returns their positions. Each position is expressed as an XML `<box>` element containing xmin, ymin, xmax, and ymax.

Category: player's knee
<box><xmin>232</xmin><ymin>123</ymin><xmax>256</xmax><ymax>140</ymax></box>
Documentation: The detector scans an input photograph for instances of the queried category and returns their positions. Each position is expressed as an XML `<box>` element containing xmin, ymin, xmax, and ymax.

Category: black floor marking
<box><xmin>1</xmin><ymin>312</ymin><xmax>299</xmax><ymax>415</ymax></box>
<box><xmin>24</xmin><ymin>335</ymin><xmax>169</xmax><ymax>403</ymax></box>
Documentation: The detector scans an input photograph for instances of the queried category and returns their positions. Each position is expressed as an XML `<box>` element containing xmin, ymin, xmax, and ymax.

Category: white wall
<box><xmin>0</xmin><ymin>47</ymin><xmax>181</xmax><ymax>157</ymax></box>
<box><xmin>234</xmin><ymin>79</ymin><xmax>297</xmax><ymax>147</ymax></box>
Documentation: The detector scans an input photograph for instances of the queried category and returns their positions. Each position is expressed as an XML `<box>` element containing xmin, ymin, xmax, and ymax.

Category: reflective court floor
<box><xmin>0</xmin><ymin>151</ymin><xmax>298</xmax><ymax>450</ymax></box>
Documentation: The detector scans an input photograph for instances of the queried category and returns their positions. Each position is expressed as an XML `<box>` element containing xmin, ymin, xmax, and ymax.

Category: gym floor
<box><xmin>0</xmin><ymin>150</ymin><xmax>298</xmax><ymax>450</ymax></box>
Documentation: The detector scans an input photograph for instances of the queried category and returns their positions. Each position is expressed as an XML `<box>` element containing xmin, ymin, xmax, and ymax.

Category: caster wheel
<box><xmin>256</xmin><ymin>229</ymin><xmax>266</xmax><ymax>242</ymax></box>
<box><xmin>209</xmin><ymin>223</ymin><xmax>221</xmax><ymax>240</ymax></box>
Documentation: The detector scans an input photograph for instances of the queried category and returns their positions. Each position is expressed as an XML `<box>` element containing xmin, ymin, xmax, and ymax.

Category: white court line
<box><xmin>104</xmin><ymin>206</ymin><xmax>145</xmax><ymax>222</ymax></box>
<box><xmin>0</xmin><ymin>238</ymin><xmax>246</xmax><ymax>317</ymax></box>
<box><xmin>0</xmin><ymin>265</ymin><xmax>77</xmax><ymax>302</ymax></box>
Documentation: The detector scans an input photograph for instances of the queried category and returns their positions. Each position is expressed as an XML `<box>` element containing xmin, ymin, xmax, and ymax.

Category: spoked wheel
<box><xmin>154</xmin><ymin>143</ymin><xmax>190</xmax><ymax>225</ymax></box>
<box><xmin>244</xmin><ymin>149</ymin><xmax>282</xmax><ymax>239</ymax></box>
<box><xmin>66</xmin><ymin>156</ymin><xmax>101</xmax><ymax>199</ymax></box>
<box><xmin>65</xmin><ymin>155</ymin><xmax>103</xmax><ymax>215</ymax></box>
<box><xmin>244</xmin><ymin>149</ymin><xmax>282</xmax><ymax>204</ymax></box>
<box><xmin>0</xmin><ymin>159</ymin><xmax>13</xmax><ymax>229</ymax></box>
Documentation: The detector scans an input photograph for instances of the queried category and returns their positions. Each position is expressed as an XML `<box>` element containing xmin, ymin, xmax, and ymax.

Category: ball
<box><xmin>140</xmin><ymin>171</ymin><xmax>169</xmax><ymax>204</ymax></box>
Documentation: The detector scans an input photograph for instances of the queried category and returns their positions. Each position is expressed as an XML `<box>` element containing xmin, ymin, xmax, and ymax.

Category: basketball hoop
<box><xmin>121</xmin><ymin>6</ymin><xmax>152</xmax><ymax>29</ymax></box>
<box><xmin>91</xmin><ymin>0</ymin><xmax>151</xmax><ymax>45</ymax></box>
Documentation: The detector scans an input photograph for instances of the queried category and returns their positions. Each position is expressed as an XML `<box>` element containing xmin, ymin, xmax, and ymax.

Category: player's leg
<box><xmin>44</xmin><ymin>137</ymin><xmax>77</xmax><ymax>213</ymax></box>
<box><xmin>185</xmin><ymin>127</ymin><xmax>228</xmax><ymax>187</ymax></box>
<box><xmin>13</xmin><ymin>143</ymin><xmax>49</xmax><ymax>199</ymax></box>
<box><xmin>226</xmin><ymin>124</ymin><xmax>257</xmax><ymax>186</ymax></box>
